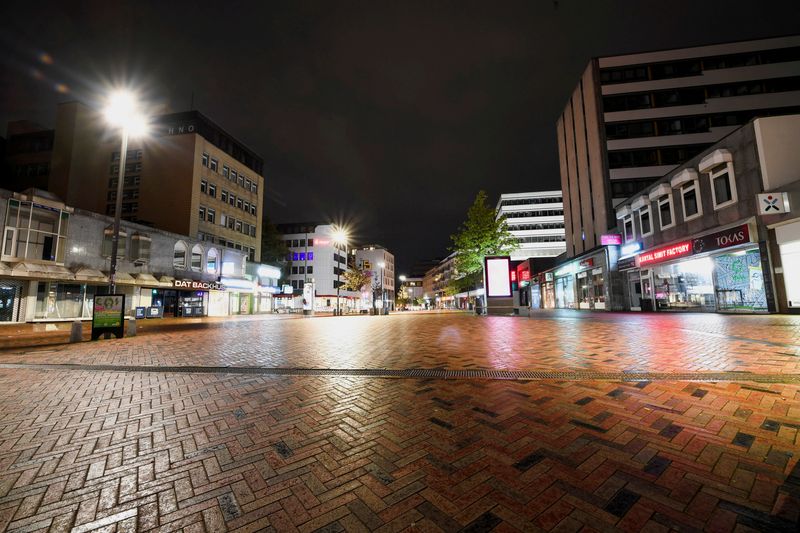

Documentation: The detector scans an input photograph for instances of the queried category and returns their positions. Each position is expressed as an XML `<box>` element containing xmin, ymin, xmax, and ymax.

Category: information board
<box><xmin>91</xmin><ymin>294</ymin><xmax>125</xmax><ymax>340</ymax></box>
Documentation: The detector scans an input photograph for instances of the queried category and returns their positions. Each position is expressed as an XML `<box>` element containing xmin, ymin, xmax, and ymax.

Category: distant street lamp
<box><xmin>333</xmin><ymin>228</ymin><xmax>348</xmax><ymax>316</ymax></box>
<box><xmin>104</xmin><ymin>90</ymin><xmax>148</xmax><ymax>293</ymax></box>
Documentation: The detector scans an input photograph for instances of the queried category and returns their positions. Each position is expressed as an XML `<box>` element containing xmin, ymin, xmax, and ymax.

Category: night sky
<box><xmin>1</xmin><ymin>1</ymin><xmax>798</xmax><ymax>274</ymax></box>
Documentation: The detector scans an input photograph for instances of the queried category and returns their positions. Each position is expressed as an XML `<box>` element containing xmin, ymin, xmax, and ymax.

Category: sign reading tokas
<box><xmin>692</xmin><ymin>224</ymin><xmax>751</xmax><ymax>254</ymax></box>
<box><xmin>636</xmin><ymin>241</ymin><xmax>693</xmax><ymax>267</ymax></box>
<box><xmin>173</xmin><ymin>280</ymin><xmax>225</xmax><ymax>291</ymax></box>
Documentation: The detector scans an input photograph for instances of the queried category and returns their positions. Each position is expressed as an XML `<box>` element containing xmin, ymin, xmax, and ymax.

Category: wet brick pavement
<box><xmin>0</xmin><ymin>311</ymin><xmax>799</xmax><ymax>531</ymax></box>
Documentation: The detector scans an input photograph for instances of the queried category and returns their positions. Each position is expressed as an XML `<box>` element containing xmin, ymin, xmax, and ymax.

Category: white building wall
<box><xmin>496</xmin><ymin>191</ymin><xmax>567</xmax><ymax>260</ymax></box>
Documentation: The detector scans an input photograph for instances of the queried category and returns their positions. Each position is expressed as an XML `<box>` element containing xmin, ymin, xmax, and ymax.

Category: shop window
<box><xmin>173</xmin><ymin>241</ymin><xmax>188</xmax><ymax>269</ymax></box>
<box><xmin>191</xmin><ymin>245</ymin><xmax>203</xmax><ymax>271</ymax></box>
<box><xmin>207</xmin><ymin>248</ymin><xmax>219</xmax><ymax>274</ymax></box>
<box><xmin>639</xmin><ymin>205</ymin><xmax>653</xmax><ymax>237</ymax></box>
<box><xmin>623</xmin><ymin>214</ymin><xmax>635</xmax><ymax>243</ymax></box>
<box><xmin>680</xmin><ymin>180</ymin><xmax>702</xmax><ymax>221</ymax></box>
<box><xmin>130</xmin><ymin>233</ymin><xmax>151</xmax><ymax>263</ymax></box>
<box><xmin>102</xmin><ymin>227</ymin><xmax>127</xmax><ymax>258</ymax></box>
<box><xmin>658</xmin><ymin>195</ymin><xmax>675</xmax><ymax>230</ymax></box>
<box><xmin>708</xmin><ymin>164</ymin><xmax>737</xmax><ymax>210</ymax></box>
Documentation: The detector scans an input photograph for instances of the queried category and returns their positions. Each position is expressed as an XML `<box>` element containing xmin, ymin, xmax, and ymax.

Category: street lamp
<box><xmin>104</xmin><ymin>90</ymin><xmax>148</xmax><ymax>293</ymax></box>
<box><xmin>378</xmin><ymin>261</ymin><xmax>386</xmax><ymax>315</ymax></box>
<box><xmin>399</xmin><ymin>275</ymin><xmax>406</xmax><ymax>310</ymax></box>
<box><xmin>332</xmin><ymin>228</ymin><xmax>348</xmax><ymax>316</ymax></box>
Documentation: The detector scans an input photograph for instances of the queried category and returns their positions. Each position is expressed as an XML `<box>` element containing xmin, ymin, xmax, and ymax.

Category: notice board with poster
<box><xmin>91</xmin><ymin>294</ymin><xmax>125</xmax><ymax>340</ymax></box>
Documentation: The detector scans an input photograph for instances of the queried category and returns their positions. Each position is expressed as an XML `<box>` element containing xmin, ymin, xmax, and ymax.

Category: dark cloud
<box><xmin>1</xmin><ymin>0</ymin><xmax>798</xmax><ymax>273</ymax></box>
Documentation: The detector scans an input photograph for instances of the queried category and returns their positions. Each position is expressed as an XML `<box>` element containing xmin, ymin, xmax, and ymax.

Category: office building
<box><xmin>496</xmin><ymin>191</ymin><xmax>567</xmax><ymax>260</ymax></box>
<box><xmin>2</xmin><ymin>121</ymin><xmax>54</xmax><ymax>192</ymax></box>
<box><xmin>354</xmin><ymin>245</ymin><xmax>396</xmax><ymax>311</ymax></box>
<box><xmin>46</xmin><ymin>102</ymin><xmax>263</xmax><ymax>261</ymax></box>
<box><xmin>558</xmin><ymin>35</ymin><xmax>800</xmax><ymax>257</ymax></box>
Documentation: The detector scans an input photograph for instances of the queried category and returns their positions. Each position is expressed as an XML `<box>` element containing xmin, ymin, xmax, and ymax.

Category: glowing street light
<box><xmin>332</xmin><ymin>227</ymin><xmax>349</xmax><ymax>316</ymax></box>
<box><xmin>378</xmin><ymin>261</ymin><xmax>386</xmax><ymax>315</ymax></box>
<box><xmin>104</xmin><ymin>90</ymin><xmax>148</xmax><ymax>293</ymax></box>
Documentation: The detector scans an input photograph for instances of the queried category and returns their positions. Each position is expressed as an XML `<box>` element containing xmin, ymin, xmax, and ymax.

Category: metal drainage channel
<box><xmin>1</xmin><ymin>363</ymin><xmax>799</xmax><ymax>383</ymax></box>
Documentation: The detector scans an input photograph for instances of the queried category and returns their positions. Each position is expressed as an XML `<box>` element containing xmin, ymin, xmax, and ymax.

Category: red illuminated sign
<box><xmin>636</xmin><ymin>241</ymin><xmax>693</xmax><ymax>267</ymax></box>
<box><xmin>521</xmin><ymin>270</ymin><xmax>531</xmax><ymax>281</ymax></box>
<box><xmin>510</xmin><ymin>271</ymin><xmax>517</xmax><ymax>282</ymax></box>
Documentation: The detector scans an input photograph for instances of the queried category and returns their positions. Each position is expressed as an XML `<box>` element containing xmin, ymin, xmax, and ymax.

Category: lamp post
<box><xmin>378</xmin><ymin>261</ymin><xmax>386</xmax><ymax>315</ymax></box>
<box><xmin>104</xmin><ymin>91</ymin><xmax>147</xmax><ymax>293</ymax></box>
<box><xmin>399</xmin><ymin>274</ymin><xmax>406</xmax><ymax>310</ymax></box>
<box><xmin>333</xmin><ymin>228</ymin><xmax>348</xmax><ymax>316</ymax></box>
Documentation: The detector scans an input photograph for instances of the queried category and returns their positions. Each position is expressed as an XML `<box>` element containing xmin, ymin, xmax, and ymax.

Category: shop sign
<box><xmin>620</xmin><ymin>242</ymin><xmax>642</xmax><ymax>257</ymax></box>
<box><xmin>592</xmin><ymin>268</ymin><xmax>603</xmax><ymax>275</ymax></box>
<box><xmin>579</xmin><ymin>258</ymin><xmax>594</xmax><ymax>269</ymax></box>
<box><xmin>282</xmin><ymin>284</ymin><xmax>293</xmax><ymax>294</ymax></box>
<box><xmin>601</xmin><ymin>234</ymin><xmax>622</xmax><ymax>245</ymax></box>
<box><xmin>617</xmin><ymin>256</ymin><xmax>637</xmax><ymax>270</ymax></box>
<box><xmin>544</xmin><ymin>272</ymin><xmax>553</xmax><ymax>282</ymax></box>
<box><xmin>173</xmin><ymin>279</ymin><xmax>224</xmax><ymax>291</ymax></box>
<box><xmin>91</xmin><ymin>294</ymin><xmax>125</xmax><ymax>340</ymax></box>
<box><xmin>692</xmin><ymin>224</ymin><xmax>750</xmax><ymax>254</ymax></box>
<box><xmin>636</xmin><ymin>241</ymin><xmax>693</xmax><ymax>267</ymax></box>
<box><xmin>757</xmin><ymin>193</ymin><xmax>790</xmax><ymax>215</ymax></box>
<box><xmin>521</xmin><ymin>270</ymin><xmax>531</xmax><ymax>282</ymax></box>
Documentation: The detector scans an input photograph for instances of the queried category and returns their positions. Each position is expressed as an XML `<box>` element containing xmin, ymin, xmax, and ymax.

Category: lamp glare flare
<box><xmin>104</xmin><ymin>90</ymin><xmax>148</xmax><ymax>137</ymax></box>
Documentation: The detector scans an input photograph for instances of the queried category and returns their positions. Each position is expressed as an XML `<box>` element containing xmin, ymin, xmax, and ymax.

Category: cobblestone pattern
<box><xmin>1</xmin><ymin>368</ymin><xmax>799</xmax><ymax>532</ymax></box>
<box><xmin>2</xmin><ymin>313</ymin><xmax>800</xmax><ymax>374</ymax></box>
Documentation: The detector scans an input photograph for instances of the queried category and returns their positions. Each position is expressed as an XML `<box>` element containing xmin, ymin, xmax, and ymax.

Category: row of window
<box><xmin>608</xmin><ymin>145</ymin><xmax>707</xmax><ymax>169</ymax></box>
<box><xmin>107</xmin><ymin>190</ymin><xmax>139</xmax><ymax>202</ymax></box>
<box><xmin>111</xmin><ymin>150</ymin><xmax>143</xmax><ymax>162</ymax></box>
<box><xmin>507</xmin><ymin>222</ymin><xmax>565</xmax><ymax>231</ymax></box>
<box><xmin>199</xmin><ymin>180</ymin><xmax>258</xmax><ymax>217</ymax></box>
<box><xmin>172</xmin><ymin>241</ymin><xmax>221</xmax><ymax>273</ymax></box>
<box><xmin>621</xmin><ymin>161</ymin><xmax>737</xmax><ymax>243</ymax></box>
<box><xmin>106</xmin><ymin>202</ymin><xmax>138</xmax><ymax>215</ymax></box>
<box><xmin>503</xmin><ymin>209</ymin><xmax>564</xmax><ymax>218</ymax></box>
<box><xmin>11</xmin><ymin>163</ymin><xmax>50</xmax><ymax>178</ymax></box>
<box><xmin>602</xmin><ymin>76</ymin><xmax>800</xmax><ymax>112</ymax></box>
<box><xmin>109</xmin><ymin>162</ymin><xmax>142</xmax><ymax>175</ymax></box>
<box><xmin>599</xmin><ymin>46</ymin><xmax>800</xmax><ymax>85</ymax></box>
<box><xmin>605</xmin><ymin>107</ymin><xmax>800</xmax><ymax>140</ymax></box>
<box><xmin>198</xmin><ymin>206</ymin><xmax>257</xmax><ymax>238</ymax></box>
<box><xmin>516</xmin><ymin>235</ymin><xmax>567</xmax><ymax>244</ymax></box>
<box><xmin>497</xmin><ymin>197</ymin><xmax>562</xmax><ymax>208</ymax></box>
<box><xmin>99</xmin><ymin>230</ymin><xmax>151</xmax><ymax>263</ymax></box>
<box><xmin>201</xmin><ymin>152</ymin><xmax>258</xmax><ymax>194</ymax></box>
<box><xmin>291</xmin><ymin>265</ymin><xmax>313</xmax><ymax>275</ymax></box>
<box><xmin>289</xmin><ymin>251</ymin><xmax>314</xmax><ymax>261</ymax></box>
<box><xmin>108</xmin><ymin>176</ymin><xmax>141</xmax><ymax>189</ymax></box>
<box><xmin>610</xmin><ymin>178</ymin><xmax>658</xmax><ymax>199</ymax></box>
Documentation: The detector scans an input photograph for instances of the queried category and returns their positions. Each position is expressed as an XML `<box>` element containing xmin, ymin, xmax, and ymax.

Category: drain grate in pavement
<box><xmin>0</xmin><ymin>362</ymin><xmax>799</xmax><ymax>383</ymax></box>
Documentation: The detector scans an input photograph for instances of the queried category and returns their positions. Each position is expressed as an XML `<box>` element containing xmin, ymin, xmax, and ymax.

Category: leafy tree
<box><xmin>260</xmin><ymin>215</ymin><xmax>291</xmax><ymax>278</ymax></box>
<box><xmin>450</xmin><ymin>190</ymin><xmax>516</xmax><ymax>281</ymax></box>
<box><xmin>340</xmin><ymin>266</ymin><xmax>371</xmax><ymax>292</ymax></box>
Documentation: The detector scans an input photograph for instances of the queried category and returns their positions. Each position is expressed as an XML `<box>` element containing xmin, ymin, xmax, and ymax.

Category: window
<box><xmin>236</xmin><ymin>198</ymin><xmax>243</xmax><ymax>210</ymax></box>
<box><xmin>249</xmin><ymin>226</ymin><xmax>256</xmax><ymax>237</ymax></box>
<box><xmin>623</xmin><ymin>214</ymin><xmax>635</xmax><ymax>243</ymax></box>
<box><xmin>207</xmin><ymin>209</ymin><xmax>216</xmax><ymax>224</ymax></box>
<box><xmin>222</xmin><ymin>165</ymin><xmax>229</xmax><ymax>178</ymax></box>
<box><xmin>639</xmin><ymin>205</ymin><xmax>653</xmax><ymax>237</ymax></box>
<box><xmin>208</xmin><ymin>184</ymin><xmax>216</xmax><ymax>198</ymax></box>
<box><xmin>243</xmin><ymin>201</ymin><xmax>250</xmax><ymax>212</ymax></box>
<box><xmin>250</xmin><ymin>205</ymin><xmax>256</xmax><ymax>216</ymax></box>
<box><xmin>191</xmin><ymin>245</ymin><xmax>203</xmax><ymax>271</ymax></box>
<box><xmin>299</xmin><ymin>239</ymin><xmax>305</xmax><ymax>247</ymax></box>
<box><xmin>229</xmin><ymin>194</ymin><xmax>235</xmax><ymax>206</ymax></box>
<box><xmin>221</xmin><ymin>190</ymin><xmax>228</xmax><ymax>202</ymax></box>
<box><xmin>299</xmin><ymin>252</ymin><xmax>306</xmax><ymax>261</ymax></box>
<box><xmin>707</xmin><ymin>164</ymin><xmax>737</xmax><ymax>209</ymax></box>
<box><xmin>292</xmin><ymin>266</ymin><xmax>298</xmax><ymax>274</ymax></box>
<box><xmin>202</xmin><ymin>153</ymin><xmax>209</xmax><ymax>167</ymax></box>
<box><xmin>200</xmin><ymin>180</ymin><xmax>207</xmax><ymax>194</ymax></box>
<box><xmin>199</xmin><ymin>206</ymin><xmax>206</xmax><ymax>222</ymax></box>
<box><xmin>251</xmin><ymin>182</ymin><xmax>257</xmax><ymax>193</ymax></box>
<box><xmin>308</xmin><ymin>252</ymin><xmax>313</xmax><ymax>260</ymax></box>
<box><xmin>307</xmin><ymin>239</ymin><xmax>314</xmax><ymax>247</ymax></box>
<box><xmin>230</xmin><ymin>170</ymin><xmax>237</xmax><ymax>182</ymax></box>
<box><xmin>292</xmin><ymin>239</ymin><xmax>299</xmax><ymax>247</ymax></box>
<box><xmin>227</xmin><ymin>217</ymin><xmax>235</xmax><ymax>229</ymax></box>
<box><xmin>307</xmin><ymin>266</ymin><xmax>313</xmax><ymax>274</ymax></box>
<box><xmin>210</xmin><ymin>158</ymin><xmax>218</xmax><ymax>172</ymax></box>
<box><xmin>293</xmin><ymin>252</ymin><xmax>299</xmax><ymax>261</ymax></box>
<box><xmin>681</xmin><ymin>181</ymin><xmax>702</xmax><ymax>220</ymax></box>
<box><xmin>174</xmin><ymin>241</ymin><xmax>188</xmax><ymax>269</ymax></box>
<box><xmin>658</xmin><ymin>195</ymin><xmax>675</xmax><ymax>230</ymax></box>
<box><xmin>245</xmin><ymin>179</ymin><xmax>251</xmax><ymax>190</ymax></box>
<box><xmin>299</xmin><ymin>266</ymin><xmax>305</xmax><ymax>274</ymax></box>
<box><xmin>235</xmin><ymin>220</ymin><xmax>242</xmax><ymax>232</ymax></box>
<box><xmin>219</xmin><ymin>214</ymin><xmax>227</xmax><ymax>227</ymax></box>
<box><xmin>101</xmin><ymin>227</ymin><xmax>127</xmax><ymax>258</ymax></box>
<box><xmin>238</xmin><ymin>175</ymin><xmax>245</xmax><ymax>187</ymax></box>
<box><xmin>207</xmin><ymin>248</ymin><xmax>219</xmax><ymax>274</ymax></box>
<box><xmin>131</xmin><ymin>233</ymin><xmax>151</xmax><ymax>263</ymax></box>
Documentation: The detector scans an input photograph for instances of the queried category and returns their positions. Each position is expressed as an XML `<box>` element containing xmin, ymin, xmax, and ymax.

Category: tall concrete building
<box><xmin>558</xmin><ymin>35</ymin><xmax>800</xmax><ymax>257</ymax></box>
<box><xmin>496</xmin><ymin>191</ymin><xmax>566</xmax><ymax>260</ymax></box>
<box><xmin>48</xmin><ymin>102</ymin><xmax>264</xmax><ymax>261</ymax></box>
<box><xmin>354</xmin><ymin>245</ymin><xmax>396</xmax><ymax>310</ymax></box>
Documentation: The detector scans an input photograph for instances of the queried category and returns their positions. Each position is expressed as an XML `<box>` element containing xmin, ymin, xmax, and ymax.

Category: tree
<box><xmin>450</xmin><ymin>190</ymin><xmax>517</xmax><ymax>306</ymax></box>
<box><xmin>340</xmin><ymin>266</ymin><xmax>371</xmax><ymax>293</ymax></box>
<box><xmin>260</xmin><ymin>215</ymin><xmax>291</xmax><ymax>278</ymax></box>
<box><xmin>450</xmin><ymin>190</ymin><xmax>516</xmax><ymax>278</ymax></box>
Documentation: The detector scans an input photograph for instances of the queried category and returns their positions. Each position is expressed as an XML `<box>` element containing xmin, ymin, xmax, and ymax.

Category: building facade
<box><xmin>46</xmin><ymin>103</ymin><xmax>263</xmax><ymax>262</ymax></box>
<box><xmin>422</xmin><ymin>253</ymin><xmax>457</xmax><ymax>308</ymax></box>
<box><xmin>354</xmin><ymin>245</ymin><xmax>396</xmax><ymax>311</ymax></box>
<box><xmin>0</xmin><ymin>188</ymin><xmax>264</xmax><ymax>323</ymax></box>
<box><xmin>2</xmin><ymin>121</ymin><xmax>54</xmax><ymax>192</ymax></box>
<box><xmin>496</xmin><ymin>191</ymin><xmax>566</xmax><ymax>260</ymax></box>
<box><xmin>613</xmin><ymin>114</ymin><xmax>800</xmax><ymax>314</ymax></box>
<box><xmin>558</xmin><ymin>35</ymin><xmax>800</xmax><ymax>257</ymax></box>
<box><xmin>277</xmin><ymin>223</ymin><xmax>360</xmax><ymax>312</ymax></box>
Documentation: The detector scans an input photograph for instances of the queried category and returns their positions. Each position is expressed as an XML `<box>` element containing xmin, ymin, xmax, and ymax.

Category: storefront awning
<box><xmin>0</xmin><ymin>262</ymin><xmax>11</xmax><ymax>275</ymax></box>
<box><xmin>134</xmin><ymin>273</ymin><xmax>159</xmax><ymax>285</ymax></box>
<box><xmin>158</xmin><ymin>275</ymin><xmax>175</xmax><ymax>287</ymax></box>
<box><xmin>74</xmin><ymin>268</ymin><xmax>107</xmax><ymax>281</ymax></box>
<box><xmin>110</xmin><ymin>272</ymin><xmax>136</xmax><ymax>285</ymax></box>
<box><xmin>9</xmin><ymin>262</ymin><xmax>74</xmax><ymax>280</ymax></box>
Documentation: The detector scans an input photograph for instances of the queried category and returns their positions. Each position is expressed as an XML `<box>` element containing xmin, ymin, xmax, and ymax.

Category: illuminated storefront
<box><xmin>546</xmin><ymin>248</ymin><xmax>612</xmax><ymax>310</ymax></box>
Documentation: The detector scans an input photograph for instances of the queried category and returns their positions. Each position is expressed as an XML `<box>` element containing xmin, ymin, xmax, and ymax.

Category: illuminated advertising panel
<box><xmin>485</xmin><ymin>256</ymin><xmax>512</xmax><ymax>297</ymax></box>
<box><xmin>600</xmin><ymin>234</ymin><xmax>622</xmax><ymax>245</ymax></box>
<box><xmin>636</xmin><ymin>241</ymin><xmax>693</xmax><ymax>267</ymax></box>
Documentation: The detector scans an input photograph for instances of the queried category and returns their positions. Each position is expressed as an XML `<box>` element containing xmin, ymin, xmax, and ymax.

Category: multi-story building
<box><xmin>558</xmin><ymin>35</ymin><xmax>800</xmax><ymax>257</ymax></box>
<box><xmin>276</xmin><ymin>223</ymin><xmax>359</xmax><ymax>312</ymax></box>
<box><xmin>422</xmin><ymin>253</ymin><xmax>457</xmax><ymax>308</ymax></box>
<box><xmin>496</xmin><ymin>191</ymin><xmax>566</xmax><ymax>260</ymax></box>
<box><xmin>2</xmin><ymin>121</ymin><xmax>54</xmax><ymax>192</ymax></box>
<box><xmin>400</xmin><ymin>277</ymin><xmax>424</xmax><ymax>301</ymax></box>
<box><xmin>612</xmin><ymin>114</ymin><xmax>800</xmax><ymax>314</ymax></box>
<box><xmin>354</xmin><ymin>245</ymin><xmax>395</xmax><ymax>311</ymax></box>
<box><xmin>46</xmin><ymin>102</ymin><xmax>263</xmax><ymax>261</ymax></box>
<box><xmin>0</xmin><ymin>188</ymin><xmax>256</xmax><ymax>323</ymax></box>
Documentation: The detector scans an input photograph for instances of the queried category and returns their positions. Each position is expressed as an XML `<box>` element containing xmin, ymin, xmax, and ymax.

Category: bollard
<box><xmin>69</xmin><ymin>320</ymin><xmax>83</xmax><ymax>343</ymax></box>
<box><xmin>127</xmin><ymin>318</ymin><xmax>137</xmax><ymax>337</ymax></box>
